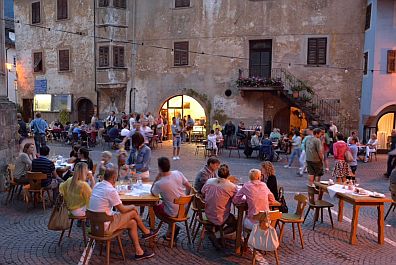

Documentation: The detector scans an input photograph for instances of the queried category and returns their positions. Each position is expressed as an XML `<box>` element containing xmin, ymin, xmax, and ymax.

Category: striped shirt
<box><xmin>32</xmin><ymin>156</ymin><xmax>55</xmax><ymax>187</ymax></box>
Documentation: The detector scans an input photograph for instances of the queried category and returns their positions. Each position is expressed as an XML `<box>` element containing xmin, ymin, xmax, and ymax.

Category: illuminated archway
<box><xmin>159</xmin><ymin>95</ymin><xmax>207</xmax><ymax>139</ymax></box>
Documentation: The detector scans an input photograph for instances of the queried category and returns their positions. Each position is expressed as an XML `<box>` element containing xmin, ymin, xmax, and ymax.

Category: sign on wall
<box><xmin>34</xmin><ymin>79</ymin><xmax>47</xmax><ymax>94</ymax></box>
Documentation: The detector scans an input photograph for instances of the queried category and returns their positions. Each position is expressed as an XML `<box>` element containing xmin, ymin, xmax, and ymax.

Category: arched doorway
<box><xmin>159</xmin><ymin>95</ymin><xmax>207</xmax><ymax>139</ymax></box>
<box><xmin>273</xmin><ymin>107</ymin><xmax>308</xmax><ymax>133</ymax></box>
<box><xmin>77</xmin><ymin>98</ymin><xmax>94</xmax><ymax>124</ymax></box>
<box><xmin>377</xmin><ymin>111</ymin><xmax>396</xmax><ymax>150</ymax></box>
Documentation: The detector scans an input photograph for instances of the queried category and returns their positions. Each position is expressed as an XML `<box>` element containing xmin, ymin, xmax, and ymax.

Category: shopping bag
<box><xmin>48</xmin><ymin>195</ymin><xmax>70</xmax><ymax>231</ymax></box>
<box><xmin>248</xmin><ymin>223</ymin><xmax>279</xmax><ymax>252</ymax></box>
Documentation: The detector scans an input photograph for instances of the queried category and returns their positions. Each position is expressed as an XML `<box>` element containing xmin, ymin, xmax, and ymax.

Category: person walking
<box><xmin>284</xmin><ymin>130</ymin><xmax>302</xmax><ymax>168</ymax></box>
<box><xmin>298</xmin><ymin>128</ymin><xmax>313</xmax><ymax>177</ymax></box>
<box><xmin>30</xmin><ymin>112</ymin><xmax>48</xmax><ymax>154</ymax></box>
<box><xmin>332</xmin><ymin>133</ymin><xmax>352</xmax><ymax>183</ymax></box>
<box><xmin>305</xmin><ymin>128</ymin><xmax>324</xmax><ymax>186</ymax></box>
<box><xmin>171</xmin><ymin>117</ymin><xmax>181</xmax><ymax>160</ymax></box>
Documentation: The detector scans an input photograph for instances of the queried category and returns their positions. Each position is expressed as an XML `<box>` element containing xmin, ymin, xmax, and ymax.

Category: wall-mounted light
<box><xmin>5</xmin><ymin>63</ymin><xmax>12</xmax><ymax>71</ymax></box>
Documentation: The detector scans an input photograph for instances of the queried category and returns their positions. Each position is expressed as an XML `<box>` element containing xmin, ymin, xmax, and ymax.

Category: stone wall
<box><xmin>132</xmin><ymin>0</ymin><xmax>365</xmax><ymax>129</ymax></box>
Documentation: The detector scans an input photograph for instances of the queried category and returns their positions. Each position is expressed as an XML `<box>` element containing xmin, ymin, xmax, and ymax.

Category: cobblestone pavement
<box><xmin>1</xmin><ymin>140</ymin><xmax>395</xmax><ymax>265</ymax></box>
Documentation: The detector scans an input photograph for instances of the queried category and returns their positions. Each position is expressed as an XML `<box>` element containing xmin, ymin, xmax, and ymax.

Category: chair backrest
<box><xmin>86</xmin><ymin>210</ymin><xmax>114</xmax><ymax>237</ymax></box>
<box><xmin>194</xmin><ymin>194</ymin><xmax>206</xmax><ymax>220</ymax></box>
<box><xmin>6</xmin><ymin>164</ymin><xmax>16</xmax><ymax>183</ymax></box>
<box><xmin>390</xmin><ymin>183</ymin><xmax>396</xmax><ymax>202</ymax></box>
<box><xmin>294</xmin><ymin>193</ymin><xmax>308</xmax><ymax>218</ymax></box>
<box><xmin>174</xmin><ymin>195</ymin><xmax>194</xmax><ymax>219</ymax></box>
<box><xmin>26</xmin><ymin>172</ymin><xmax>47</xmax><ymax>190</ymax></box>
<box><xmin>307</xmin><ymin>185</ymin><xmax>316</xmax><ymax>205</ymax></box>
<box><xmin>253</xmin><ymin>210</ymin><xmax>282</xmax><ymax>230</ymax></box>
<box><xmin>227</xmin><ymin>176</ymin><xmax>240</xmax><ymax>185</ymax></box>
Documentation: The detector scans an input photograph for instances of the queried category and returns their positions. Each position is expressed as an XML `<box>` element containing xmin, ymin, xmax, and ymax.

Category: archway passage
<box><xmin>273</xmin><ymin>107</ymin><xmax>307</xmax><ymax>134</ymax></box>
<box><xmin>376</xmin><ymin>107</ymin><xmax>396</xmax><ymax>150</ymax></box>
<box><xmin>160</xmin><ymin>95</ymin><xmax>206</xmax><ymax>140</ymax></box>
<box><xmin>77</xmin><ymin>98</ymin><xmax>94</xmax><ymax>124</ymax></box>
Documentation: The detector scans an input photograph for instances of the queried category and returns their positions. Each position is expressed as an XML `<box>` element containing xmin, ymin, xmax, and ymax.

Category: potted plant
<box><xmin>290</xmin><ymin>85</ymin><xmax>303</xmax><ymax>98</ymax></box>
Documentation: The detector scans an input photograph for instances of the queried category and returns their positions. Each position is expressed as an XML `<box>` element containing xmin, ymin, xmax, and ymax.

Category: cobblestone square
<box><xmin>1</xmin><ymin>141</ymin><xmax>395</xmax><ymax>265</ymax></box>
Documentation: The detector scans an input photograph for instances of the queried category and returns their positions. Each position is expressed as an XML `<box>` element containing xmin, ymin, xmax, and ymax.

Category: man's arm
<box><xmin>114</xmin><ymin>203</ymin><xmax>136</xmax><ymax>214</ymax></box>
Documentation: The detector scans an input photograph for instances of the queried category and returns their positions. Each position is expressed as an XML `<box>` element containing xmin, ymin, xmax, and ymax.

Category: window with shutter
<box><xmin>363</xmin><ymin>52</ymin><xmax>368</xmax><ymax>75</ymax></box>
<box><xmin>59</xmin><ymin>50</ymin><xmax>70</xmax><ymax>71</ymax></box>
<box><xmin>32</xmin><ymin>2</ymin><xmax>41</xmax><ymax>24</ymax></box>
<box><xmin>307</xmin><ymin>38</ymin><xmax>327</xmax><ymax>65</ymax></box>
<box><xmin>174</xmin><ymin>42</ymin><xmax>189</xmax><ymax>66</ymax></box>
<box><xmin>113</xmin><ymin>46</ymin><xmax>125</xmax><ymax>67</ymax></box>
<box><xmin>98</xmin><ymin>46</ymin><xmax>109</xmax><ymax>67</ymax></box>
<box><xmin>365</xmin><ymin>4</ymin><xmax>372</xmax><ymax>31</ymax></box>
<box><xmin>387</xmin><ymin>50</ymin><xmax>396</xmax><ymax>73</ymax></box>
<box><xmin>98</xmin><ymin>0</ymin><xmax>109</xmax><ymax>7</ymax></box>
<box><xmin>249</xmin><ymin>40</ymin><xmax>272</xmax><ymax>78</ymax></box>
<box><xmin>175</xmin><ymin>0</ymin><xmax>190</xmax><ymax>8</ymax></box>
<box><xmin>33</xmin><ymin>52</ymin><xmax>43</xmax><ymax>72</ymax></box>
<box><xmin>57</xmin><ymin>0</ymin><xmax>68</xmax><ymax>20</ymax></box>
<box><xmin>113</xmin><ymin>0</ymin><xmax>126</xmax><ymax>8</ymax></box>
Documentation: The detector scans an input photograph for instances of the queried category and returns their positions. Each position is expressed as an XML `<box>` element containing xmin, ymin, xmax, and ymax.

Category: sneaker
<box><xmin>142</xmin><ymin>228</ymin><xmax>160</xmax><ymax>240</ymax></box>
<box><xmin>176</xmin><ymin>156</ymin><xmax>180</xmax><ymax>160</ymax></box>
<box><xmin>172</xmin><ymin>157</ymin><xmax>177</xmax><ymax>160</ymax></box>
<box><xmin>326</xmin><ymin>168</ymin><xmax>330</xmax><ymax>172</ymax></box>
<box><xmin>135</xmin><ymin>250</ymin><xmax>155</xmax><ymax>261</ymax></box>
<box><xmin>284</xmin><ymin>165</ymin><xmax>290</xmax><ymax>168</ymax></box>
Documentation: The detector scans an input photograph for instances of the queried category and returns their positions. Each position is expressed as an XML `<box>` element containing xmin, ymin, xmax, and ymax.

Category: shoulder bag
<box><xmin>48</xmin><ymin>195</ymin><xmax>70</xmax><ymax>231</ymax></box>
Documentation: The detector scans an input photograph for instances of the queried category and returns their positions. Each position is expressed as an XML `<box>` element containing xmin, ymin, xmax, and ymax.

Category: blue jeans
<box><xmin>288</xmin><ymin>148</ymin><xmax>302</xmax><ymax>167</ymax></box>
<box><xmin>34</xmin><ymin>133</ymin><xmax>46</xmax><ymax>153</ymax></box>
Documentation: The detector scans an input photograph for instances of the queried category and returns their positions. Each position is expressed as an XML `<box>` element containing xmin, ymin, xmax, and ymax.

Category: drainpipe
<box><xmin>5</xmin><ymin>47</ymin><xmax>10</xmax><ymax>98</ymax></box>
<box><xmin>93</xmin><ymin>0</ymin><xmax>98</xmax><ymax>116</ymax></box>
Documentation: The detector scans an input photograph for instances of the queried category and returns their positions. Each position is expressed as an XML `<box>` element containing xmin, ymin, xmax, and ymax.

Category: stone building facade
<box><xmin>14</xmin><ymin>0</ymin><xmax>366</xmax><ymax>132</ymax></box>
<box><xmin>128</xmin><ymin>0</ymin><xmax>366</xmax><ymax>133</ymax></box>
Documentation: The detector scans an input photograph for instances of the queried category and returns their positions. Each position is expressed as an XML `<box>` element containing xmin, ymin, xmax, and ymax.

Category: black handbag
<box><xmin>278</xmin><ymin>187</ymin><xmax>288</xmax><ymax>213</ymax></box>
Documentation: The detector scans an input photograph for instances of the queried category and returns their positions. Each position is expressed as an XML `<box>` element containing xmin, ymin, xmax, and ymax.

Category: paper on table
<box><xmin>125</xmin><ymin>183</ymin><xmax>152</xmax><ymax>197</ymax></box>
<box><xmin>327</xmin><ymin>184</ymin><xmax>354</xmax><ymax>198</ymax></box>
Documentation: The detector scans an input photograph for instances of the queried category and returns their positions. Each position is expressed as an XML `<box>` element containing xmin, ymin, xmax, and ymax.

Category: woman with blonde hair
<box><xmin>260</xmin><ymin>161</ymin><xmax>279</xmax><ymax>200</ymax></box>
<box><xmin>59</xmin><ymin>162</ymin><xmax>95</xmax><ymax>217</ymax></box>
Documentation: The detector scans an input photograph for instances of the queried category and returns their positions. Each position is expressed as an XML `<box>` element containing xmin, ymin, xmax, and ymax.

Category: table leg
<box><xmin>148</xmin><ymin>205</ymin><xmax>156</xmax><ymax>247</ymax></box>
<box><xmin>377</xmin><ymin>204</ymin><xmax>385</xmax><ymax>245</ymax></box>
<box><xmin>349</xmin><ymin>205</ymin><xmax>360</xmax><ymax>245</ymax></box>
<box><xmin>235</xmin><ymin>207</ymin><xmax>244</xmax><ymax>255</ymax></box>
<box><xmin>338</xmin><ymin>199</ymin><xmax>344</xmax><ymax>222</ymax></box>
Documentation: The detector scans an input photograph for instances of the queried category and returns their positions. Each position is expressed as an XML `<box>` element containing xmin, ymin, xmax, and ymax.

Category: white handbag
<box><xmin>248</xmin><ymin>223</ymin><xmax>279</xmax><ymax>252</ymax></box>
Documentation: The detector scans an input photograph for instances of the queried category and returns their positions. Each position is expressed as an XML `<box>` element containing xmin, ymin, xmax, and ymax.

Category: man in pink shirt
<box><xmin>201</xmin><ymin>164</ymin><xmax>237</xmax><ymax>249</ymax></box>
<box><xmin>233</xmin><ymin>169</ymin><xmax>275</xmax><ymax>230</ymax></box>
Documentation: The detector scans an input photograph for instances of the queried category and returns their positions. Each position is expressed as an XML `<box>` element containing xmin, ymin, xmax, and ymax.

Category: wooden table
<box><xmin>235</xmin><ymin>200</ymin><xmax>281</xmax><ymax>254</ymax></box>
<box><xmin>315</xmin><ymin>182</ymin><xmax>392</xmax><ymax>245</ymax></box>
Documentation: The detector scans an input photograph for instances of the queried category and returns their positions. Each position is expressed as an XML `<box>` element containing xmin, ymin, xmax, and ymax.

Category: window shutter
<box><xmin>174</xmin><ymin>42</ymin><xmax>189</xmax><ymax>66</ymax></box>
<box><xmin>99</xmin><ymin>46</ymin><xmax>109</xmax><ymax>67</ymax></box>
<box><xmin>113</xmin><ymin>46</ymin><xmax>125</xmax><ymax>67</ymax></box>
<box><xmin>307</xmin><ymin>38</ymin><xmax>327</xmax><ymax>65</ymax></box>
<box><xmin>57</xmin><ymin>0</ymin><xmax>68</xmax><ymax>20</ymax></box>
<box><xmin>114</xmin><ymin>0</ymin><xmax>126</xmax><ymax>8</ymax></box>
<box><xmin>32</xmin><ymin>2</ymin><xmax>41</xmax><ymax>24</ymax></box>
<box><xmin>59</xmin><ymin>50</ymin><xmax>70</xmax><ymax>71</ymax></box>
<box><xmin>387</xmin><ymin>50</ymin><xmax>396</xmax><ymax>73</ymax></box>
<box><xmin>33</xmin><ymin>52</ymin><xmax>43</xmax><ymax>72</ymax></box>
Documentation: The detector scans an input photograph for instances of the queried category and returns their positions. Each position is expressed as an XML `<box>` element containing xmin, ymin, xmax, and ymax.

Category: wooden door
<box><xmin>77</xmin><ymin>99</ymin><xmax>94</xmax><ymax>124</ymax></box>
<box><xmin>273</xmin><ymin>107</ymin><xmax>290</xmax><ymax>134</ymax></box>
<box><xmin>22</xmin><ymin>99</ymin><xmax>33</xmax><ymax>122</ymax></box>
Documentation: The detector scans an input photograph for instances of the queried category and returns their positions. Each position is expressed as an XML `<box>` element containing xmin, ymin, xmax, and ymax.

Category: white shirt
<box><xmin>208</xmin><ymin>134</ymin><xmax>217</xmax><ymax>149</ymax></box>
<box><xmin>151</xmin><ymin>171</ymin><xmax>189</xmax><ymax>217</ymax></box>
<box><xmin>141</xmin><ymin>126</ymin><xmax>153</xmax><ymax>144</ymax></box>
<box><xmin>120</xmin><ymin>128</ymin><xmax>130</xmax><ymax>137</ymax></box>
<box><xmin>89</xmin><ymin>180</ymin><xmax>122</xmax><ymax>216</ymax></box>
<box><xmin>367</xmin><ymin>139</ymin><xmax>378</xmax><ymax>149</ymax></box>
<box><xmin>129</xmin><ymin>117</ymin><xmax>136</xmax><ymax>129</ymax></box>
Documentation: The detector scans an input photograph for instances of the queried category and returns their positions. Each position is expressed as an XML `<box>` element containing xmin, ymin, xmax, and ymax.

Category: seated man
<box><xmin>259</xmin><ymin>134</ymin><xmax>275</xmax><ymax>161</ymax></box>
<box><xmin>31</xmin><ymin>146</ymin><xmax>63</xmax><ymax>200</ymax></box>
<box><xmin>194</xmin><ymin>157</ymin><xmax>220</xmax><ymax>193</ymax></box>
<box><xmin>233</xmin><ymin>169</ymin><xmax>275</xmax><ymax>230</ymax></box>
<box><xmin>151</xmin><ymin>157</ymin><xmax>191</xmax><ymax>240</ymax></box>
<box><xmin>207</xmin><ymin>130</ymin><xmax>218</xmax><ymax>156</ymax></box>
<box><xmin>251</xmin><ymin>130</ymin><xmax>262</xmax><ymax>150</ymax></box>
<box><xmin>269</xmin><ymin>128</ymin><xmax>281</xmax><ymax>141</ymax></box>
<box><xmin>89</xmin><ymin>168</ymin><xmax>158</xmax><ymax>261</ymax></box>
<box><xmin>364</xmin><ymin>134</ymin><xmax>378</xmax><ymax>163</ymax></box>
<box><xmin>201</xmin><ymin>164</ymin><xmax>237</xmax><ymax>249</ymax></box>
<box><xmin>215</xmin><ymin>128</ymin><xmax>223</xmax><ymax>142</ymax></box>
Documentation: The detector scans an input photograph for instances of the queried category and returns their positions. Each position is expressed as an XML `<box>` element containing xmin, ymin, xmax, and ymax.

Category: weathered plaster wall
<box><xmin>14</xmin><ymin>0</ymin><xmax>95</xmax><ymax>121</ymax></box>
<box><xmin>133</xmin><ymin>0</ymin><xmax>365</xmax><ymax>128</ymax></box>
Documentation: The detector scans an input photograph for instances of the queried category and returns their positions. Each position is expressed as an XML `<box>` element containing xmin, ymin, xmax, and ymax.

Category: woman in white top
<box><xmin>364</xmin><ymin>134</ymin><xmax>378</xmax><ymax>162</ymax></box>
<box><xmin>14</xmin><ymin>143</ymin><xmax>36</xmax><ymax>184</ymax></box>
<box><xmin>207</xmin><ymin>129</ymin><xmax>218</xmax><ymax>156</ymax></box>
<box><xmin>285</xmin><ymin>130</ymin><xmax>302</xmax><ymax>168</ymax></box>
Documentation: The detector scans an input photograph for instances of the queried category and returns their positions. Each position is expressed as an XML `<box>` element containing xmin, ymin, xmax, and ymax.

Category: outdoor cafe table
<box><xmin>315</xmin><ymin>181</ymin><xmax>392</xmax><ymax>245</ymax></box>
<box><xmin>235</xmin><ymin>200</ymin><xmax>282</xmax><ymax>254</ymax></box>
<box><xmin>118</xmin><ymin>183</ymin><xmax>160</xmax><ymax>245</ymax></box>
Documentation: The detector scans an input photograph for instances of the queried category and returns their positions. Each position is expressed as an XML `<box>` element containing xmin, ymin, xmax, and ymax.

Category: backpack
<box><xmin>278</xmin><ymin>187</ymin><xmax>288</xmax><ymax>213</ymax></box>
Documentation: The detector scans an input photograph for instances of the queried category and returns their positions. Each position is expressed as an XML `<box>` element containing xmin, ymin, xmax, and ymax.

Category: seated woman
<box><xmin>233</xmin><ymin>169</ymin><xmax>275</xmax><ymax>230</ymax></box>
<box><xmin>207</xmin><ymin>130</ymin><xmax>218</xmax><ymax>156</ymax></box>
<box><xmin>14</xmin><ymin>143</ymin><xmax>36</xmax><ymax>185</ymax></box>
<box><xmin>74</xmin><ymin>147</ymin><xmax>94</xmax><ymax>171</ymax></box>
<box><xmin>68</xmin><ymin>144</ymin><xmax>81</xmax><ymax>163</ymax></box>
<box><xmin>59</xmin><ymin>162</ymin><xmax>95</xmax><ymax>217</ymax></box>
<box><xmin>364</xmin><ymin>133</ymin><xmax>378</xmax><ymax>163</ymax></box>
<box><xmin>260</xmin><ymin>161</ymin><xmax>279</xmax><ymax>200</ymax></box>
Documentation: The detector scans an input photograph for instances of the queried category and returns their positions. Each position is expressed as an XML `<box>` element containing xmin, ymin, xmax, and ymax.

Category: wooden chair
<box><xmin>157</xmin><ymin>195</ymin><xmax>194</xmax><ymax>248</ymax></box>
<box><xmin>83</xmin><ymin>210</ymin><xmax>126</xmax><ymax>265</ymax></box>
<box><xmin>25</xmin><ymin>172</ymin><xmax>52</xmax><ymax>210</ymax></box>
<box><xmin>304</xmin><ymin>185</ymin><xmax>334</xmax><ymax>230</ymax></box>
<box><xmin>58</xmin><ymin>213</ymin><xmax>87</xmax><ymax>246</ymax></box>
<box><xmin>385</xmin><ymin>184</ymin><xmax>396</xmax><ymax>220</ymax></box>
<box><xmin>249</xmin><ymin>211</ymin><xmax>283</xmax><ymax>265</ymax></box>
<box><xmin>189</xmin><ymin>187</ymin><xmax>201</xmax><ymax>230</ymax></box>
<box><xmin>192</xmin><ymin>195</ymin><xmax>225</xmax><ymax>251</ymax></box>
<box><xmin>4</xmin><ymin>164</ymin><xmax>21</xmax><ymax>204</ymax></box>
<box><xmin>279</xmin><ymin>193</ymin><xmax>307</xmax><ymax>249</ymax></box>
<box><xmin>227</xmin><ymin>137</ymin><xmax>241</xmax><ymax>158</ymax></box>
<box><xmin>369</xmin><ymin>149</ymin><xmax>377</xmax><ymax>161</ymax></box>
<box><xmin>195</xmin><ymin>144</ymin><xmax>206</xmax><ymax>156</ymax></box>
